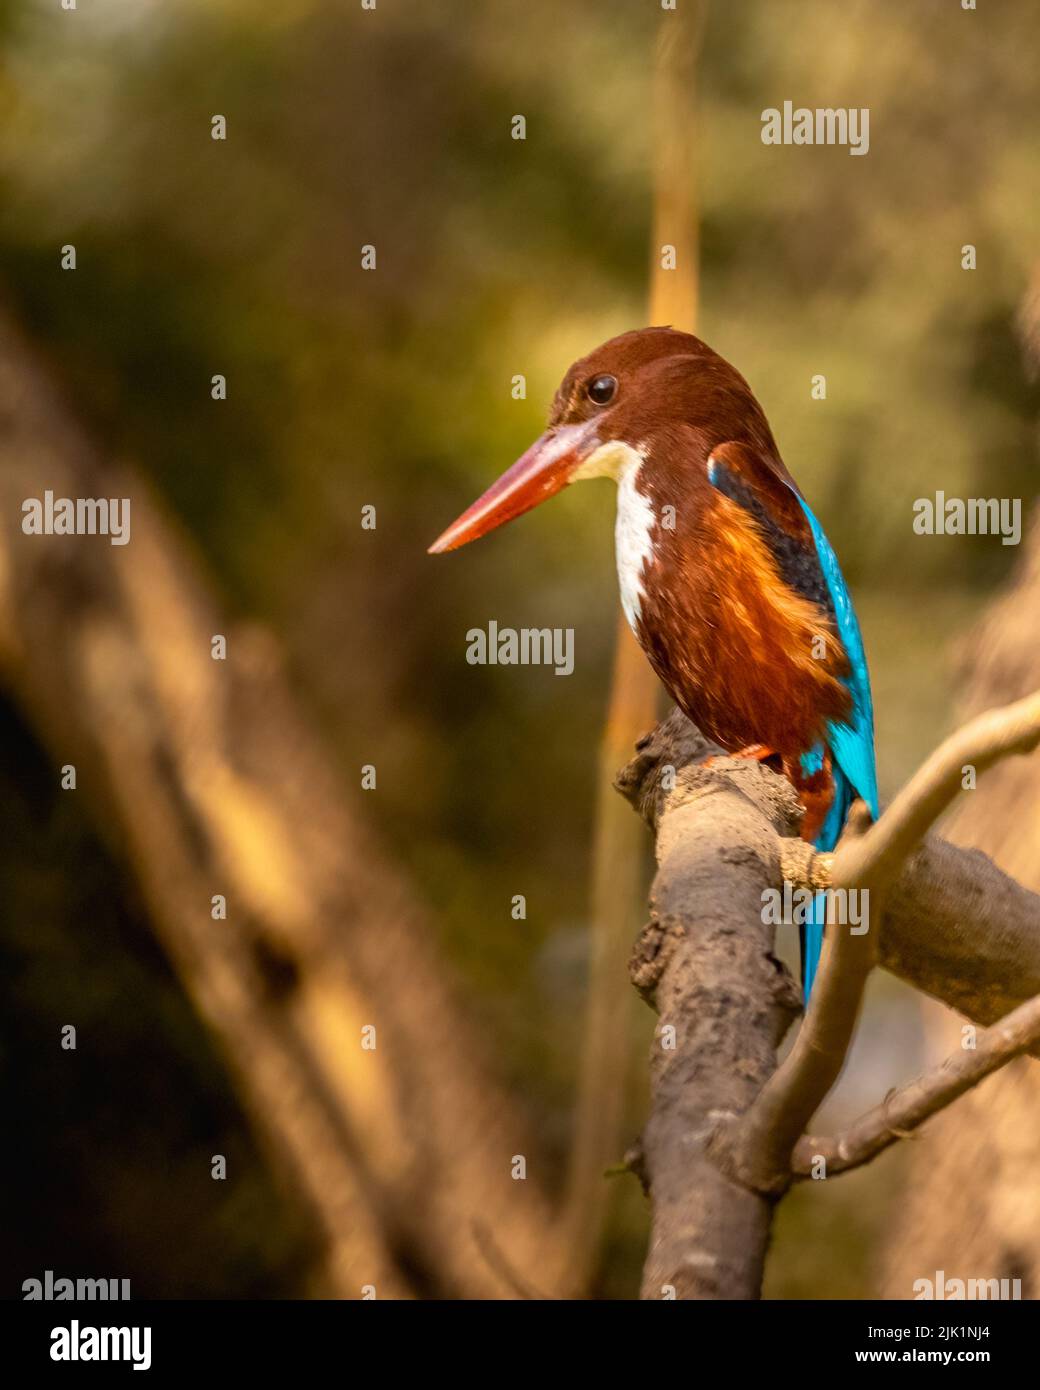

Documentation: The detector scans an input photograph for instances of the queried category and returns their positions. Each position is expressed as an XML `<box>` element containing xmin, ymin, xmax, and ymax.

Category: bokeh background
<box><xmin>2</xmin><ymin>0</ymin><xmax>1039</xmax><ymax>1299</ymax></box>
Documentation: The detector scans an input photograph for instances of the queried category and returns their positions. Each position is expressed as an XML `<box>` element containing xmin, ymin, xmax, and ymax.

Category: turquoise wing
<box><xmin>793</xmin><ymin>494</ymin><xmax>879</xmax><ymax>824</ymax></box>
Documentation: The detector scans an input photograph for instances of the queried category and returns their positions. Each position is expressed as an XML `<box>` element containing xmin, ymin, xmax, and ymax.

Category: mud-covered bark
<box><xmin>622</xmin><ymin>717</ymin><xmax>802</xmax><ymax>1297</ymax></box>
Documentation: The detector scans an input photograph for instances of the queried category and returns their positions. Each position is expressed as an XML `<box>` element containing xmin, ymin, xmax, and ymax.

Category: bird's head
<box><xmin>428</xmin><ymin>326</ymin><xmax>740</xmax><ymax>554</ymax></box>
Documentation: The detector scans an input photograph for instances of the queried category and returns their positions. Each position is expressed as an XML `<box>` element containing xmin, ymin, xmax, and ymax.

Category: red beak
<box><xmin>428</xmin><ymin>420</ymin><xmax>599</xmax><ymax>554</ymax></box>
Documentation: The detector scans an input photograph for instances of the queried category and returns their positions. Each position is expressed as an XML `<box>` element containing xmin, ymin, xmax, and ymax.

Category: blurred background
<box><xmin>1</xmin><ymin>0</ymin><xmax>1039</xmax><ymax>1299</ymax></box>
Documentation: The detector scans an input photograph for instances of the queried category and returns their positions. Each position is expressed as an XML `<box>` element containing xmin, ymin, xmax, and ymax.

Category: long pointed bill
<box><xmin>428</xmin><ymin>419</ymin><xmax>599</xmax><ymax>554</ymax></box>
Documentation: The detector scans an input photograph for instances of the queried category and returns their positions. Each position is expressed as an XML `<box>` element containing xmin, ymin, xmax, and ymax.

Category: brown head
<box><xmin>427</xmin><ymin>327</ymin><xmax>780</xmax><ymax>553</ymax></box>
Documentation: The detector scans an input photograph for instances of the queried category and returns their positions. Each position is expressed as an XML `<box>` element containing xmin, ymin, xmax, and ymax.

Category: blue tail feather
<box><xmin>792</xmin><ymin>495</ymin><xmax>879</xmax><ymax>1004</ymax></box>
<box><xmin>801</xmin><ymin>896</ymin><xmax>826</xmax><ymax>1006</ymax></box>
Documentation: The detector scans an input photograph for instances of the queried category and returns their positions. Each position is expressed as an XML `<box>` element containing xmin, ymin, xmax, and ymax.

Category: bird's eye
<box><xmin>586</xmin><ymin>374</ymin><xmax>617</xmax><ymax>406</ymax></box>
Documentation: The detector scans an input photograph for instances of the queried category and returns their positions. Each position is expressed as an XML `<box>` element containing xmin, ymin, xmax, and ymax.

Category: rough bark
<box><xmin>623</xmin><ymin>713</ymin><xmax>1040</xmax><ymax>1036</ymax></box>
<box><xmin>625</xmin><ymin>719</ymin><xmax>802</xmax><ymax>1298</ymax></box>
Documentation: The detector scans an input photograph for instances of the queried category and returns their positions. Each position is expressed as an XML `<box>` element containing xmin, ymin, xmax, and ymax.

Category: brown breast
<box><xmin>636</xmin><ymin>492</ymin><xmax>852</xmax><ymax>758</ymax></box>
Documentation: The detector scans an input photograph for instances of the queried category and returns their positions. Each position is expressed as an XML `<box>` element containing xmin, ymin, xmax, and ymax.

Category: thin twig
<box><xmin>793</xmin><ymin>989</ymin><xmax>1040</xmax><ymax>1177</ymax></box>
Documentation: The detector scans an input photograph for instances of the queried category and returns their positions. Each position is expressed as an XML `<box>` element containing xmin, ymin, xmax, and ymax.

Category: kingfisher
<box><xmin>429</xmin><ymin>327</ymin><xmax>878</xmax><ymax>1000</ymax></box>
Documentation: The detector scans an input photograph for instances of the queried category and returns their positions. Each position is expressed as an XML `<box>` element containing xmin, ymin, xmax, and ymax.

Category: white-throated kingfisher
<box><xmin>429</xmin><ymin>328</ymin><xmax>878</xmax><ymax>999</ymax></box>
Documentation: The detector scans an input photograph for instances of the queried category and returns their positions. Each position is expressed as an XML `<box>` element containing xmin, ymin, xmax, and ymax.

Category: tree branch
<box><xmin>621</xmin><ymin>696</ymin><xmax>1040</xmax><ymax>1296</ymax></box>
<box><xmin>827</xmin><ymin>690</ymin><xmax>1040</xmax><ymax>900</ymax></box>
<box><xmin>713</xmin><ymin>690</ymin><xmax>1040</xmax><ymax>1194</ymax></box>
<box><xmin>624</xmin><ymin>716</ymin><xmax>1040</xmax><ymax>1026</ymax></box>
<box><xmin>794</xmin><ymin>989</ymin><xmax>1040</xmax><ymax>1178</ymax></box>
<box><xmin>626</xmin><ymin>748</ymin><xmax>802</xmax><ymax>1298</ymax></box>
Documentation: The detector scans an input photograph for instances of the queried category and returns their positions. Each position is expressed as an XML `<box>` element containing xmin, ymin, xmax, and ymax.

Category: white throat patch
<box><xmin>572</xmin><ymin>440</ymin><xmax>656</xmax><ymax>630</ymax></box>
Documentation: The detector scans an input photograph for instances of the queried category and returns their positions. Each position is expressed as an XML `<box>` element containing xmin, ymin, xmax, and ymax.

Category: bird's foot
<box><xmin>732</xmin><ymin>743</ymin><xmax>779</xmax><ymax>764</ymax></box>
<box><xmin>702</xmin><ymin>744</ymin><xmax>783</xmax><ymax>774</ymax></box>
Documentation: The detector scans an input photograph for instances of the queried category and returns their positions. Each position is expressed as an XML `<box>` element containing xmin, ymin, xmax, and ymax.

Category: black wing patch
<box><xmin>707</xmin><ymin>456</ymin><xmax>835</xmax><ymax>617</ymax></box>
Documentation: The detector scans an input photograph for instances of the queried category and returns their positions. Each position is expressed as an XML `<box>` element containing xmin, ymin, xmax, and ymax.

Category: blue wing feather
<box><xmin>792</xmin><ymin>495</ymin><xmax>879</xmax><ymax>826</ymax></box>
<box><xmin>793</xmin><ymin>495</ymin><xmax>878</xmax><ymax>1004</ymax></box>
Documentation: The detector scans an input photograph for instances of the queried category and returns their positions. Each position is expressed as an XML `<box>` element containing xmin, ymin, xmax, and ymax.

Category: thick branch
<box><xmin>627</xmin><ymin>734</ymin><xmax>802</xmax><ymax>1298</ymax></box>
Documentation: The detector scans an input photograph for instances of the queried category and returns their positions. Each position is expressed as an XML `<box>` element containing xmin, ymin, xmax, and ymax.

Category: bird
<box><xmin>429</xmin><ymin>327</ymin><xmax>878</xmax><ymax>1001</ymax></box>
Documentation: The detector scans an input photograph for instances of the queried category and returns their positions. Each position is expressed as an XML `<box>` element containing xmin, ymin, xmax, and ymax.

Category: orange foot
<box><xmin>702</xmin><ymin>744</ymin><xmax>782</xmax><ymax>772</ymax></box>
<box><xmin>732</xmin><ymin>743</ymin><xmax>778</xmax><ymax>763</ymax></box>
